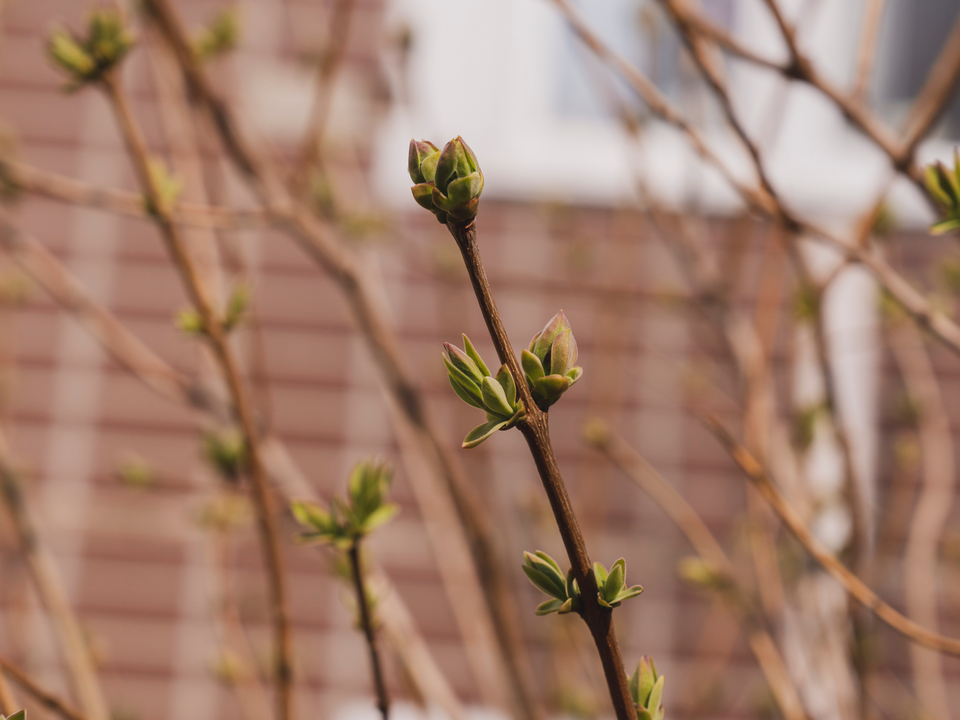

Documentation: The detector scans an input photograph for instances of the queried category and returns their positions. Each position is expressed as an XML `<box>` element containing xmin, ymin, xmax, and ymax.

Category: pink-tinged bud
<box><xmin>443</xmin><ymin>341</ymin><xmax>483</xmax><ymax>383</ymax></box>
<box><xmin>549</xmin><ymin>328</ymin><xmax>573</xmax><ymax>376</ymax></box>
<box><xmin>526</xmin><ymin>311</ymin><xmax>582</xmax><ymax>411</ymax></box>
<box><xmin>532</xmin><ymin>310</ymin><xmax>572</xmax><ymax>361</ymax></box>
<box><xmin>408</xmin><ymin>136</ymin><xmax>483</xmax><ymax>224</ymax></box>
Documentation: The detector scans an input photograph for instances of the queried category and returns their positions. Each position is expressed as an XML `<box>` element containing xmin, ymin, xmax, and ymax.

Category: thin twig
<box><xmin>290</xmin><ymin>0</ymin><xmax>358</xmax><ymax>192</ymax></box>
<box><xmin>446</xmin><ymin>220</ymin><xmax>634</xmax><ymax>720</ymax></box>
<box><xmin>0</xmin><ymin>430</ymin><xmax>108</xmax><ymax>720</ymax></box>
<box><xmin>0</xmin><ymin>159</ymin><xmax>268</xmax><ymax>230</ymax></box>
<box><xmin>588</xmin><ymin>428</ymin><xmax>807</xmax><ymax>720</ymax></box>
<box><xmin>348</xmin><ymin>542</ymin><xmax>390</xmax><ymax>720</ymax></box>
<box><xmin>0</xmin><ymin>658</ymin><xmax>91</xmax><ymax>720</ymax></box>
<box><xmin>889</xmin><ymin>319</ymin><xmax>954</xmax><ymax>719</ymax></box>
<box><xmin>703</xmin><ymin>414</ymin><xmax>960</xmax><ymax>656</ymax></box>
<box><xmin>99</xmin><ymin>70</ymin><xmax>294</xmax><ymax>720</ymax></box>
<box><xmin>852</xmin><ymin>0</ymin><xmax>886</xmax><ymax>100</ymax></box>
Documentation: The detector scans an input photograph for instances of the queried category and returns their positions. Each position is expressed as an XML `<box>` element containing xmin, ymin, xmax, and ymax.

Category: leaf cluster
<box><xmin>443</xmin><ymin>335</ymin><xmax>525</xmax><ymax>448</ymax></box>
<box><xmin>926</xmin><ymin>150</ymin><xmax>960</xmax><ymax>235</ymax></box>
<box><xmin>47</xmin><ymin>8</ymin><xmax>134</xmax><ymax>90</ymax></box>
<box><xmin>630</xmin><ymin>656</ymin><xmax>665</xmax><ymax>720</ymax></box>
<box><xmin>292</xmin><ymin>459</ymin><xmax>398</xmax><ymax>549</ymax></box>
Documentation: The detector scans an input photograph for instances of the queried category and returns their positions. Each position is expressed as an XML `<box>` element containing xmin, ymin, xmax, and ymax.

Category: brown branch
<box><xmin>0</xmin><ymin>159</ymin><xmax>268</xmax><ymax>230</ymax></box>
<box><xmin>348</xmin><ymin>543</ymin><xmax>390</xmax><ymax>720</ymax></box>
<box><xmin>553</xmin><ymin>0</ymin><xmax>960</xmax><ymax>362</ymax></box>
<box><xmin>0</xmin><ymin>430</ymin><xmax>108</xmax><ymax>720</ymax></box>
<box><xmin>889</xmin><ymin>319</ymin><xmax>954</xmax><ymax>719</ymax></box>
<box><xmin>290</xmin><ymin>0</ymin><xmax>358</xmax><ymax>192</ymax></box>
<box><xmin>140</xmin><ymin>4</ymin><xmax>539</xmax><ymax>718</ymax></box>
<box><xmin>899</xmin><ymin>11</ymin><xmax>960</xmax><ymax>155</ymax></box>
<box><xmin>703</xmin><ymin>414</ymin><xmax>960</xmax><ymax>656</ymax></box>
<box><xmin>852</xmin><ymin>0</ymin><xmax>886</xmax><ymax>100</ymax></box>
<box><xmin>446</xmin><ymin>220</ymin><xmax>634</xmax><ymax>720</ymax></box>
<box><xmin>0</xmin><ymin>658</ymin><xmax>91</xmax><ymax>720</ymax></box>
<box><xmin>99</xmin><ymin>71</ymin><xmax>294</xmax><ymax>720</ymax></box>
<box><xmin>587</xmin><ymin>427</ymin><xmax>807</xmax><ymax>720</ymax></box>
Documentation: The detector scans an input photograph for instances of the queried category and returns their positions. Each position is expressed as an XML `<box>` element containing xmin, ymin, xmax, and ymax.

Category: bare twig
<box><xmin>99</xmin><ymin>71</ymin><xmax>294</xmax><ymax>720</ymax></box>
<box><xmin>0</xmin><ymin>430</ymin><xmax>108</xmax><ymax>720</ymax></box>
<box><xmin>852</xmin><ymin>0</ymin><xmax>886</xmax><ymax>100</ymax></box>
<box><xmin>899</xmin><ymin>11</ymin><xmax>960</xmax><ymax>155</ymax></box>
<box><xmin>290</xmin><ymin>0</ymin><xmax>358</xmax><ymax>192</ymax></box>
<box><xmin>348</xmin><ymin>543</ymin><xmax>390</xmax><ymax>720</ymax></box>
<box><xmin>889</xmin><ymin>320</ymin><xmax>954</xmax><ymax>719</ymax></box>
<box><xmin>0</xmin><ymin>159</ymin><xmax>268</xmax><ymax>230</ymax></box>
<box><xmin>446</xmin><ymin>220</ymin><xmax>634</xmax><ymax>720</ymax></box>
<box><xmin>703</xmin><ymin>415</ymin><xmax>960</xmax><ymax>656</ymax></box>
<box><xmin>0</xmin><ymin>657</ymin><xmax>91</xmax><ymax>720</ymax></box>
<box><xmin>588</xmin><ymin>428</ymin><xmax>807</xmax><ymax>720</ymax></box>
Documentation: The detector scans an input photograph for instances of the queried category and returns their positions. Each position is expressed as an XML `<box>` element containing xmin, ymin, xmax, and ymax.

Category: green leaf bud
<box><xmin>407</xmin><ymin>136</ymin><xmax>483</xmax><ymax>223</ymax></box>
<box><xmin>525</xmin><ymin>311</ymin><xmax>583</xmax><ymax>411</ymax></box>
<box><xmin>47</xmin><ymin>8</ymin><xmax>134</xmax><ymax>89</ymax></box>
<box><xmin>925</xmin><ymin>149</ymin><xmax>960</xmax><ymax>236</ymax></box>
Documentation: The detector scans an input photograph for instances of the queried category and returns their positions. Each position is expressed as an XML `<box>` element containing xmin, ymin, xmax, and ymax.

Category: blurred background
<box><xmin>1</xmin><ymin>1</ymin><xmax>960</xmax><ymax>720</ymax></box>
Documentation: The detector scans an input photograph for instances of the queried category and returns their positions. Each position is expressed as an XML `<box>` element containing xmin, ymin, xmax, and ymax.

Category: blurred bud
<box><xmin>176</xmin><ymin>308</ymin><xmax>205</xmax><ymax>336</ymax></box>
<box><xmin>47</xmin><ymin>8</ymin><xmax>134</xmax><ymax>90</ymax></box>
<box><xmin>203</xmin><ymin>428</ymin><xmax>248</xmax><ymax>482</ymax></box>
<box><xmin>630</xmin><ymin>656</ymin><xmax>665</xmax><ymax>720</ymax></box>
<box><xmin>222</xmin><ymin>282</ymin><xmax>250</xmax><ymax>332</ymax></box>
<box><xmin>443</xmin><ymin>336</ymin><xmax>524</xmax><ymax>448</ymax></box>
<box><xmin>115</xmin><ymin>451</ymin><xmax>154</xmax><ymax>490</ymax></box>
<box><xmin>522</xmin><ymin>550</ymin><xmax>582</xmax><ymax>616</ymax></box>
<box><xmin>523</xmin><ymin>310</ymin><xmax>583</xmax><ymax>411</ymax></box>
<box><xmin>593</xmin><ymin>558</ymin><xmax>642</xmax><ymax>609</ymax></box>
<box><xmin>197</xmin><ymin>494</ymin><xmax>252</xmax><ymax>532</ymax></box>
<box><xmin>194</xmin><ymin>8</ymin><xmax>240</xmax><ymax>60</ymax></box>
<box><xmin>211</xmin><ymin>650</ymin><xmax>243</xmax><ymax>685</ymax></box>
<box><xmin>292</xmin><ymin>458</ymin><xmax>398</xmax><ymax>548</ymax></box>
<box><xmin>677</xmin><ymin>556</ymin><xmax>722</xmax><ymax>589</ymax></box>
<box><xmin>143</xmin><ymin>158</ymin><xmax>182</xmax><ymax>218</ymax></box>
<box><xmin>408</xmin><ymin>136</ymin><xmax>484</xmax><ymax>224</ymax></box>
<box><xmin>581</xmin><ymin>417</ymin><xmax>612</xmax><ymax>450</ymax></box>
<box><xmin>925</xmin><ymin>149</ymin><xmax>960</xmax><ymax>235</ymax></box>
<box><xmin>2</xmin><ymin>711</ymin><xmax>25</xmax><ymax>720</ymax></box>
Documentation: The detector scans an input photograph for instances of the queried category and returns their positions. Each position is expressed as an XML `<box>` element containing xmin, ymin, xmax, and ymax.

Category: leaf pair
<box><xmin>630</xmin><ymin>657</ymin><xmax>665</xmax><ymax>720</ymax></box>
<box><xmin>443</xmin><ymin>336</ymin><xmax>525</xmax><ymax>448</ymax></box>
<box><xmin>177</xmin><ymin>283</ymin><xmax>250</xmax><ymax>337</ymax></box>
<box><xmin>594</xmin><ymin>558</ymin><xmax>643</xmax><ymax>608</ymax></box>
<box><xmin>291</xmin><ymin>459</ymin><xmax>398</xmax><ymax>549</ymax></box>
<box><xmin>522</xmin><ymin>310</ymin><xmax>583</xmax><ymax>411</ymax></box>
<box><xmin>521</xmin><ymin>551</ymin><xmax>582</xmax><ymax>616</ymax></box>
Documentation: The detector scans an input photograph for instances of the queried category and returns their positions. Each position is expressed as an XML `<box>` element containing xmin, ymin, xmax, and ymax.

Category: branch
<box><xmin>587</xmin><ymin>427</ymin><xmax>807</xmax><ymax>720</ymax></box>
<box><xmin>348</xmin><ymin>543</ymin><xmax>390</xmax><ymax>720</ymax></box>
<box><xmin>0</xmin><ymin>431</ymin><xmax>108</xmax><ymax>720</ymax></box>
<box><xmin>899</xmin><ymin>11</ymin><xmax>960</xmax><ymax>155</ymax></box>
<box><xmin>852</xmin><ymin>0</ymin><xmax>886</xmax><ymax>100</ymax></box>
<box><xmin>99</xmin><ymin>70</ymin><xmax>294</xmax><ymax>720</ymax></box>
<box><xmin>446</xmin><ymin>221</ymin><xmax>634</xmax><ymax>720</ymax></box>
<box><xmin>703</xmin><ymin>414</ymin><xmax>960</xmax><ymax>656</ymax></box>
<box><xmin>889</xmin><ymin>319</ymin><xmax>954</xmax><ymax>718</ymax></box>
<box><xmin>0</xmin><ymin>658</ymin><xmax>91</xmax><ymax>720</ymax></box>
<box><xmin>1</xmin><ymin>159</ymin><xmax>268</xmax><ymax>230</ymax></box>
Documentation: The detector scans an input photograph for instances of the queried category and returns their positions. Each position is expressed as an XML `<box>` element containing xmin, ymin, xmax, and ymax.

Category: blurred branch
<box><xmin>100</xmin><ymin>69</ymin><xmax>295</xmax><ymax>720</ymax></box>
<box><xmin>290</xmin><ymin>0</ymin><xmax>357</xmax><ymax>192</ymax></box>
<box><xmin>0</xmin><ymin>429</ymin><xmax>108</xmax><ymax>720</ymax></box>
<box><xmin>889</xmin><ymin>319</ymin><xmax>954</xmax><ymax>719</ymax></box>
<box><xmin>703</xmin><ymin>415</ymin><xmax>960</xmax><ymax>656</ymax></box>
<box><xmin>139</xmin><ymin>4</ymin><xmax>538</xmax><ymax>718</ymax></box>
<box><xmin>852</xmin><ymin>0</ymin><xmax>886</xmax><ymax>100</ymax></box>
<box><xmin>0</xmin><ymin>657</ymin><xmax>91</xmax><ymax>720</ymax></box>
<box><xmin>899</xmin><ymin>11</ymin><xmax>960</xmax><ymax>156</ymax></box>
<box><xmin>0</xmin><ymin>159</ymin><xmax>269</xmax><ymax>230</ymax></box>
<box><xmin>587</xmin><ymin>427</ymin><xmax>807</xmax><ymax>720</ymax></box>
